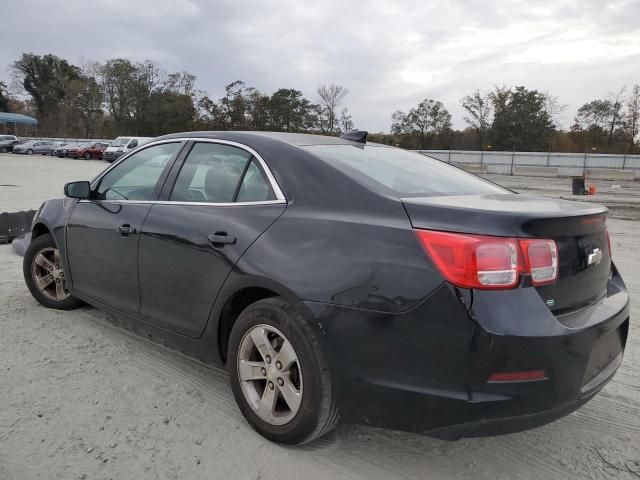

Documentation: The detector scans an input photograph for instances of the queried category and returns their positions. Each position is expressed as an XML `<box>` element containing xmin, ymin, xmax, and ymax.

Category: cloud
<box><xmin>1</xmin><ymin>0</ymin><xmax>639</xmax><ymax>131</ymax></box>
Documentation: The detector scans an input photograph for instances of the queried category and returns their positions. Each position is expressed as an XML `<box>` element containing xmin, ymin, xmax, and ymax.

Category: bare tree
<box><xmin>461</xmin><ymin>90</ymin><xmax>492</xmax><ymax>149</ymax></box>
<box><xmin>625</xmin><ymin>84</ymin><xmax>640</xmax><ymax>145</ymax></box>
<box><xmin>606</xmin><ymin>87</ymin><xmax>626</xmax><ymax>146</ymax></box>
<box><xmin>543</xmin><ymin>92</ymin><xmax>568</xmax><ymax>129</ymax></box>
<box><xmin>339</xmin><ymin>107</ymin><xmax>354</xmax><ymax>133</ymax></box>
<box><xmin>317</xmin><ymin>83</ymin><xmax>348</xmax><ymax>133</ymax></box>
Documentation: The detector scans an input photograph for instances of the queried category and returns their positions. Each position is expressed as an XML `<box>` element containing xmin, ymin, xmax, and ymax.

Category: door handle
<box><xmin>208</xmin><ymin>232</ymin><xmax>236</xmax><ymax>247</ymax></box>
<box><xmin>119</xmin><ymin>224</ymin><xmax>136</xmax><ymax>236</ymax></box>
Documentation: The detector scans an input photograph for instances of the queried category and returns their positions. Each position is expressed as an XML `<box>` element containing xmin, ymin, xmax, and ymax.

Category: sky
<box><xmin>2</xmin><ymin>0</ymin><xmax>639</xmax><ymax>132</ymax></box>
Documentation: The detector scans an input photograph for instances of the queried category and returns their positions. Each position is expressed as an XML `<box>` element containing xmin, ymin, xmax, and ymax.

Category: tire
<box><xmin>23</xmin><ymin>233</ymin><xmax>83</xmax><ymax>310</ymax></box>
<box><xmin>27</xmin><ymin>149</ymin><xmax>33</xmax><ymax>155</ymax></box>
<box><xmin>84</xmin><ymin>152</ymin><xmax>91</xmax><ymax>160</ymax></box>
<box><xmin>1</xmin><ymin>147</ymin><xmax>7</xmax><ymax>153</ymax></box>
<box><xmin>227</xmin><ymin>297</ymin><xmax>338</xmax><ymax>445</ymax></box>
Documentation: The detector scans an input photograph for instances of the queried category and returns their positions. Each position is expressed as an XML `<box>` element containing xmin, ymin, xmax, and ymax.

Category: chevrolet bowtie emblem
<box><xmin>587</xmin><ymin>248</ymin><xmax>603</xmax><ymax>266</ymax></box>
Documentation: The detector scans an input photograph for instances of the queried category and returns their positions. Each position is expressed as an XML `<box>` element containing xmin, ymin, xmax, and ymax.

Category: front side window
<box><xmin>171</xmin><ymin>142</ymin><xmax>273</xmax><ymax>203</ymax></box>
<box><xmin>95</xmin><ymin>142</ymin><xmax>180</xmax><ymax>201</ymax></box>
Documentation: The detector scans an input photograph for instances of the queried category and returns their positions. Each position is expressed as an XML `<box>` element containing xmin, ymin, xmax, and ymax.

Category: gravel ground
<box><xmin>1</xmin><ymin>153</ymin><xmax>639</xmax><ymax>479</ymax></box>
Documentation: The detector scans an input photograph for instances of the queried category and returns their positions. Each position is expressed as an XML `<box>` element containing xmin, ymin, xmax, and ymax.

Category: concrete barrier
<box><xmin>453</xmin><ymin>162</ymin><xmax>487</xmax><ymax>174</ymax></box>
<box><xmin>513</xmin><ymin>166</ymin><xmax>558</xmax><ymax>178</ymax></box>
<box><xmin>585</xmin><ymin>168</ymin><xmax>636</xmax><ymax>181</ymax></box>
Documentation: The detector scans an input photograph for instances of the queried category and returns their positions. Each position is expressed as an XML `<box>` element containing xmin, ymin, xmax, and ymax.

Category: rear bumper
<box><xmin>308</xmin><ymin>268</ymin><xmax>629</xmax><ymax>438</ymax></box>
<box><xmin>103</xmin><ymin>151</ymin><xmax>123</xmax><ymax>162</ymax></box>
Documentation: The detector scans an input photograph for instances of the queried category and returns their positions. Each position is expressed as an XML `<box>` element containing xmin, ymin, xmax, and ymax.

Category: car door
<box><xmin>138</xmin><ymin>140</ymin><xmax>287</xmax><ymax>338</ymax></box>
<box><xmin>66</xmin><ymin>141</ymin><xmax>184</xmax><ymax>314</ymax></box>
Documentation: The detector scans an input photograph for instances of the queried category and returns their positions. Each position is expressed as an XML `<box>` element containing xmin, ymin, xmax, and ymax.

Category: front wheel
<box><xmin>84</xmin><ymin>152</ymin><xmax>91</xmax><ymax>160</ymax></box>
<box><xmin>27</xmin><ymin>149</ymin><xmax>33</xmax><ymax>155</ymax></box>
<box><xmin>1</xmin><ymin>147</ymin><xmax>7</xmax><ymax>153</ymax></box>
<box><xmin>23</xmin><ymin>233</ymin><xmax>83</xmax><ymax>310</ymax></box>
<box><xmin>227</xmin><ymin>298</ymin><xmax>338</xmax><ymax>445</ymax></box>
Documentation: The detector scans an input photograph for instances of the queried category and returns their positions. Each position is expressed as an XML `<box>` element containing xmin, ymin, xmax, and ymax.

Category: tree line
<box><xmin>385</xmin><ymin>86</ymin><xmax>640</xmax><ymax>154</ymax></box>
<box><xmin>1</xmin><ymin>52</ymin><xmax>638</xmax><ymax>154</ymax></box>
<box><xmin>1</xmin><ymin>53</ymin><xmax>353</xmax><ymax>140</ymax></box>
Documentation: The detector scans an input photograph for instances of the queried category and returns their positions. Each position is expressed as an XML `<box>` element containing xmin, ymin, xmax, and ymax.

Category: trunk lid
<box><xmin>403</xmin><ymin>193</ymin><xmax>611</xmax><ymax>313</ymax></box>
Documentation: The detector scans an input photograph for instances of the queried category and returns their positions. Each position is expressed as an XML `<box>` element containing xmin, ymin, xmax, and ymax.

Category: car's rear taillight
<box><xmin>414</xmin><ymin>230</ymin><xmax>520</xmax><ymax>289</ymax></box>
<box><xmin>414</xmin><ymin>229</ymin><xmax>559</xmax><ymax>290</ymax></box>
<box><xmin>519</xmin><ymin>239</ymin><xmax>558</xmax><ymax>285</ymax></box>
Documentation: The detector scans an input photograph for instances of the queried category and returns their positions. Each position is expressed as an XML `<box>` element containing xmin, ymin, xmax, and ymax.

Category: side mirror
<box><xmin>128</xmin><ymin>140</ymin><xmax>138</xmax><ymax>149</ymax></box>
<box><xmin>64</xmin><ymin>181</ymin><xmax>91</xmax><ymax>199</ymax></box>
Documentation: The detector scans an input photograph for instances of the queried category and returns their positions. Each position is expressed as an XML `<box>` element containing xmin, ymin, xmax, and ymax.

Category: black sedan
<box><xmin>23</xmin><ymin>131</ymin><xmax>629</xmax><ymax>444</ymax></box>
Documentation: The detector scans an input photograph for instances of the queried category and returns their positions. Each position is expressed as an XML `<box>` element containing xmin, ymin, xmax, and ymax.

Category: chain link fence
<box><xmin>418</xmin><ymin>150</ymin><xmax>640</xmax><ymax>178</ymax></box>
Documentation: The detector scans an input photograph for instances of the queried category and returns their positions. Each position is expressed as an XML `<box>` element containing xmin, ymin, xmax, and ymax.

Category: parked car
<box><xmin>68</xmin><ymin>141</ymin><xmax>110</xmax><ymax>160</ymax></box>
<box><xmin>0</xmin><ymin>135</ymin><xmax>20</xmax><ymax>153</ymax></box>
<box><xmin>13</xmin><ymin>140</ymin><xmax>54</xmax><ymax>155</ymax></box>
<box><xmin>23</xmin><ymin>131</ymin><xmax>629</xmax><ymax>445</ymax></box>
<box><xmin>51</xmin><ymin>143</ymin><xmax>72</xmax><ymax>157</ymax></box>
<box><xmin>103</xmin><ymin>136</ymin><xmax>152</xmax><ymax>162</ymax></box>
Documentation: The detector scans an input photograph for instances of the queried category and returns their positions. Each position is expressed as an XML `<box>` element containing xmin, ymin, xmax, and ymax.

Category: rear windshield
<box><xmin>304</xmin><ymin>144</ymin><xmax>508</xmax><ymax>197</ymax></box>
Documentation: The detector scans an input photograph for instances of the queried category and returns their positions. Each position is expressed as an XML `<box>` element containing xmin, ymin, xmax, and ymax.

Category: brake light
<box><xmin>414</xmin><ymin>230</ymin><xmax>520</xmax><ymax>289</ymax></box>
<box><xmin>414</xmin><ymin>230</ymin><xmax>559</xmax><ymax>290</ymax></box>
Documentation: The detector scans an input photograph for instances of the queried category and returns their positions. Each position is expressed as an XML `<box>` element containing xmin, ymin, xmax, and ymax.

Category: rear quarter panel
<box><xmin>234</xmin><ymin>205</ymin><xmax>445</xmax><ymax>313</ymax></box>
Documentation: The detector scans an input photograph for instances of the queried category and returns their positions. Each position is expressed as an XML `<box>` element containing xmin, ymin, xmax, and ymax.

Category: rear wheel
<box><xmin>27</xmin><ymin>149</ymin><xmax>33</xmax><ymax>155</ymax></box>
<box><xmin>227</xmin><ymin>297</ymin><xmax>338</xmax><ymax>445</ymax></box>
<box><xmin>23</xmin><ymin>233</ymin><xmax>83</xmax><ymax>310</ymax></box>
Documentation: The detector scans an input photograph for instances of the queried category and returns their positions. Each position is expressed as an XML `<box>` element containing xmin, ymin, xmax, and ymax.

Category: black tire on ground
<box><xmin>27</xmin><ymin>149</ymin><xmax>33</xmax><ymax>155</ymax></box>
<box><xmin>84</xmin><ymin>152</ymin><xmax>91</xmax><ymax>160</ymax></box>
<box><xmin>23</xmin><ymin>233</ymin><xmax>83</xmax><ymax>310</ymax></box>
<box><xmin>227</xmin><ymin>297</ymin><xmax>338</xmax><ymax>445</ymax></box>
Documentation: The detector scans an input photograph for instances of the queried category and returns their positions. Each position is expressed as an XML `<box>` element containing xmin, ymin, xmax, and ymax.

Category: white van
<box><xmin>103</xmin><ymin>136</ymin><xmax>153</xmax><ymax>163</ymax></box>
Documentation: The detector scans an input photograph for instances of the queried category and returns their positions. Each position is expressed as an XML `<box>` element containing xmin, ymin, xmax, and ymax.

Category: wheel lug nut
<box><xmin>55</xmin><ymin>265</ymin><xmax>59</xmax><ymax>269</ymax></box>
<box><xmin>277</xmin><ymin>378</ymin><xmax>284</xmax><ymax>386</ymax></box>
<box><xmin>268</xmin><ymin>382</ymin><xmax>274</xmax><ymax>390</ymax></box>
<box><xmin>49</xmin><ymin>266</ymin><xmax>53</xmax><ymax>271</ymax></box>
<box><xmin>59</xmin><ymin>272</ymin><xmax>64</xmax><ymax>277</ymax></box>
<box><xmin>265</xmin><ymin>355</ymin><xmax>271</xmax><ymax>364</ymax></box>
<box><xmin>261</xmin><ymin>368</ymin><xmax>266</xmax><ymax>376</ymax></box>
<box><xmin>276</xmin><ymin>361</ymin><xmax>282</xmax><ymax>370</ymax></box>
<box><xmin>55</xmin><ymin>278</ymin><xmax>60</xmax><ymax>283</ymax></box>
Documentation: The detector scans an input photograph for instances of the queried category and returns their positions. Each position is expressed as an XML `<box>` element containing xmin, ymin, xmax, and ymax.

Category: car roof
<box><xmin>156</xmin><ymin>131</ymin><xmax>385</xmax><ymax>147</ymax></box>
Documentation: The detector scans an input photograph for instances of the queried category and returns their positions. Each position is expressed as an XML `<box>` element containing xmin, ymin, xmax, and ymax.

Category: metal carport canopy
<box><xmin>0</xmin><ymin>112</ymin><xmax>38</xmax><ymax>125</ymax></box>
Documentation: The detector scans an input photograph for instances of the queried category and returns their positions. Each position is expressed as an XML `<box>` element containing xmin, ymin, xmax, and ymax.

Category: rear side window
<box><xmin>236</xmin><ymin>160</ymin><xmax>272</xmax><ymax>202</ymax></box>
<box><xmin>170</xmin><ymin>142</ymin><xmax>275</xmax><ymax>203</ymax></box>
<box><xmin>304</xmin><ymin>145</ymin><xmax>508</xmax><ymax>197</ymax></box>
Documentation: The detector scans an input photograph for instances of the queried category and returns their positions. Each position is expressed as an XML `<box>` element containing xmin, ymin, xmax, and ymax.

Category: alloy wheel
<box><xmin>31</xmin><ymin>247</ymin><xmax>71</xmax><ymax>301</ymax></box>
<box><xmin>237</xmin><ymin>324</ymin><xmax>303</xmax><ymax>425</ymax></box>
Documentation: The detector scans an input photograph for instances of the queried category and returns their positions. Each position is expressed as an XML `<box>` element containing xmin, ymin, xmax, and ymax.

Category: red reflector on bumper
<box><xmin>487</xmin><ymin>370</ymin><xmax>547</xmax><ymax>383</ymax></box>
